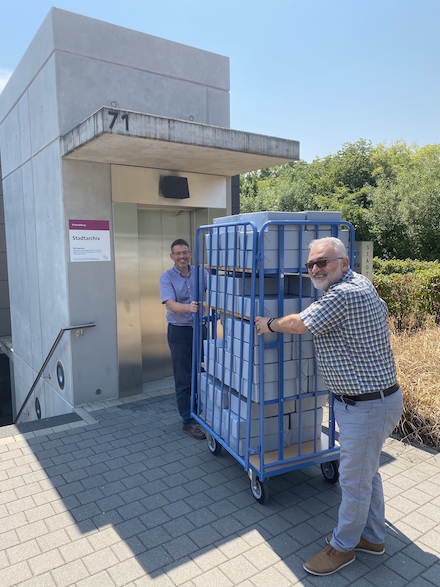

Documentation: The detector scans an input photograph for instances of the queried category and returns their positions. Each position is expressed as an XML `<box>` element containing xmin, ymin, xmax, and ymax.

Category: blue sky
<box><xmin>1</xmin><ymin>0</ymin><xmax>439</xmax><ymax>162</ymax></box>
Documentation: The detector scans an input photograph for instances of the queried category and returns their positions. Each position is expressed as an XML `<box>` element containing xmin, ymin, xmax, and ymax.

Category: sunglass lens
<box><xmin>306</xmin><ymin>259</ymin><xmax>328</xmax><ymax>270</ymax></box>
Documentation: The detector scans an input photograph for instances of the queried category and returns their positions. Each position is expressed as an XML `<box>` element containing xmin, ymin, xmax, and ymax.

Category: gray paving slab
<box><xmin>1</xmin><ymin>387</ymin><xmax>440</xmax><ymax>587</ymax></box>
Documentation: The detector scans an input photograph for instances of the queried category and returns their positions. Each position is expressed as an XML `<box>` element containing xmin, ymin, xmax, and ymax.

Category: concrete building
<box><xmin>0</xmin><ymin>158</ymin><xmax>13</xmax><ymax>426</ymax></box>
<box><xmin>0</xmin><ymin>7</ymin><xmax>299</xmax><ymax>424</ymax></box>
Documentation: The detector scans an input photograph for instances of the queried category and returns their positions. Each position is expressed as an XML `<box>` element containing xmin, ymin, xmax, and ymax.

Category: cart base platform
<box><xmin>249</xmin><ymin>433</ymin><xmax>339</xmax><ymax>473</ymax></box>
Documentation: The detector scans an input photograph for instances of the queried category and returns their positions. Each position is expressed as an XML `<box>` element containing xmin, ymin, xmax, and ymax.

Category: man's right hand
<box><xmin>188</xmin><ymin>301</ymin><xmax>199</xmax><ymax>313</ymax></box>
<box><xmin>255</xmin><ymin>316</ymin><xmax>270</xmax><ymax>335</ymax></box>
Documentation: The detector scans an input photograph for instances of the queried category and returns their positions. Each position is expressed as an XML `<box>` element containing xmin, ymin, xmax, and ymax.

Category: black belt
<box><xmin>334</xmin><ymin>383</ymin><xmax>400</xmax><ymax>406</ymax></box>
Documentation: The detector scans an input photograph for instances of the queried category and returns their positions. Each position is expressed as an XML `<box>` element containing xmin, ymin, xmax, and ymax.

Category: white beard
<box><xmin>310</xmin><ymin>274</ymin><xmax>331</xmax><ymax>292</ymax></box>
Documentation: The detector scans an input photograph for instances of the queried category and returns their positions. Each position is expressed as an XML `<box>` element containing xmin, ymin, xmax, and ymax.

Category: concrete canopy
<box><xmin>61</xmin><ymin>107</ymin><xmax>300</xmax><ymax>175</ymax></box>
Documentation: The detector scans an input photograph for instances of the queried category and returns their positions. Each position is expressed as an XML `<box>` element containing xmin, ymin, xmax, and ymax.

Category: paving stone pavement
<box><xmin>1</xmin><ymin>385</ymin><xmax>440</xmax><ymax>587</ymax></box>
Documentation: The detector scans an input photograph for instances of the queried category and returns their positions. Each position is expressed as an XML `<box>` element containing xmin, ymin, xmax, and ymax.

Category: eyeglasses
<box><xmin>305</xmin><ymin>257</ymin><xmax>343</xmax><ymax>271</ymax></box>
<box><xmin>172</xmin><ymin>250</ymin><xmax>191</xmax><ymax>257</ymax></box>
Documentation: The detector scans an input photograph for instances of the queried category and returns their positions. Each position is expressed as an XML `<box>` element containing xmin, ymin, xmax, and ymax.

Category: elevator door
<box><xmin>138</xmin><ymin>209</ymin><xmax>192</xmax><ymax>383</ymax></box>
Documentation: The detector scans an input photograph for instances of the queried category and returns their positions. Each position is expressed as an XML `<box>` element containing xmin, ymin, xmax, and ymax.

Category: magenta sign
<box><xmin>69</xmin><ymin>219</ymin><xmax>111</xmax><ymax>262</ymax></box>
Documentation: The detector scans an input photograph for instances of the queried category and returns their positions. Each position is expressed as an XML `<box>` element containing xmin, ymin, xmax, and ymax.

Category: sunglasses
<box><xmin>305</xmin><ymin>257</ymin><xmax>343</xmax><ymax>271</ymax></box>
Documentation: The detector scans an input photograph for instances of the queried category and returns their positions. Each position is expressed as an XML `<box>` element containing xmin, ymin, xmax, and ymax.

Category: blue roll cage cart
<box><xmin>191</xmin><ymin>219</ymin><xmax>355</xmax><ymax>503</ymax></box>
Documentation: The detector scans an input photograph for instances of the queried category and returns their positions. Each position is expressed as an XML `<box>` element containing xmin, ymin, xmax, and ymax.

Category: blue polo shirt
<box><xmin>159</xmin><ymin>265</ymin><xmax>208</xmax><ymax>326</ymax></box>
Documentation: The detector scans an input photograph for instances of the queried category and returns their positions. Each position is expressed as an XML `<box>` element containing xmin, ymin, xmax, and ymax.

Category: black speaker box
<box><xmin>160</xmin><ymin>176</ymin><xmax>190</xmax><ymax>199</ymax></box>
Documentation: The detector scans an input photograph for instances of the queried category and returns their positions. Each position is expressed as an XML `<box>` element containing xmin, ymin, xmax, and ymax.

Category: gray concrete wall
<box><xmin>1</xmin><ymin>141</ymin><xmax>72</xmax><ymax>418</ymax></box>
<box><xmin>0</xmin><ymin>160</ymin><xmax>11</xmax><ymax>337</ymax></box>
<box><xmin>63</xmin><ymin>159</ymin><xmax>119</xmax><ymax>405</ymax></box>
<box><xmin>0</xmin><ymin>8</ymin><xmax>230</xmax><ymax>131</ymax></box>
<box><xmin>0</xmin><ymin>7</ymin><xmax>232</xmax><ymax>419</ymax></box>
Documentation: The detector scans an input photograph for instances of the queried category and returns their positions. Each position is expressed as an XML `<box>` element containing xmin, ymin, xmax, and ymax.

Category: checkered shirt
<box><xmin>300</xmin><ymin>269</ymin><xmax>397</xmax><ymax>396</ymax></box>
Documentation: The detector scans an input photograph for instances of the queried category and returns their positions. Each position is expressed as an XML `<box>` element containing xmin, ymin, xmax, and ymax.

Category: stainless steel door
<box><xmin>114</xmin><ymin>203</ymin><xmax>143</xmax><ymax>397</ymax></box>
<box><xmin>138</xmin><ymin>209</ymin><xmax>192</xmax><ymax>383</ymax></box>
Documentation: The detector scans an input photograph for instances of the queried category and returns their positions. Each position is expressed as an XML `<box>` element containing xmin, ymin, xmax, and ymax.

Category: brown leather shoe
<box><xmin>356</xmin><ymin>536</ymin><xmax>385</xmax><ymax>555</ymax></box>
<box><xmin>183</xmin><ymin>423</ymin><xmax>206</xmax><ymax>440</ymax></box>
<box><xmin>304</xmin><ymin>544</ymin><xmax>355</xmax><ymax>575</ymax></box>
<box><xmin>326</xmin><ymin>533</ymin><xmax>385</xmax><ymax>555</ymax></box>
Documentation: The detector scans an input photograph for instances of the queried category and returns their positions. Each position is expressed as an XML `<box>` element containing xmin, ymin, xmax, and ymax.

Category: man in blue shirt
<box><xmin>159</xmin><ymin>239</ymin><xmax>207</xmax><ymax>440</ymax></box>
<box><xmin>255</xmin><ymin>237</ymin><xmax>403</xmax><ymax>576</ymax></box>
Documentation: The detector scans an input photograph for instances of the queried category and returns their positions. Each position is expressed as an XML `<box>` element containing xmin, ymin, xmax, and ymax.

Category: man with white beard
<box><xmin>255</xmin><ymin>237</ymin><xmax>403</xmax><ymax>576</ymax></box>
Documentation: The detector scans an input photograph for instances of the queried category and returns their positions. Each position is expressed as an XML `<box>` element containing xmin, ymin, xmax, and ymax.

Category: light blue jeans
<box><xmin>331</xmin><ymin>389</ymin><xmax>403</xmax><ymax>552</ymax></box>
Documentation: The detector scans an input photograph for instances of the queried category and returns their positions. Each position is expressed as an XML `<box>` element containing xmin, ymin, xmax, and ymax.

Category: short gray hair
<box><xmin>309</xmin><ymin>237</ymin><xmax>347</xmax><ymax>257</ymax></box>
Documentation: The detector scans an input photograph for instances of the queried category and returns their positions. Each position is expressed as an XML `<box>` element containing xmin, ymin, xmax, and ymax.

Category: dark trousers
<box><xmin>167</xmin><ymin>324</ymin><xmax>194</xmax><ymax>427</ymax></box>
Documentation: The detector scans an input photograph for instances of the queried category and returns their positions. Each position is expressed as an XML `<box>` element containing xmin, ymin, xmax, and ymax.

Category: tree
<box><xmin>371</xmin><ymin>140</ymin><xmax>416</xmax><ymax>182</ymax></box>
<box><xmin>400</xmin><ymin>146</ymin><xmax>440</xmax><ymax>260</ymax></box>
<box><xmin>365</xmin><ymin>180</ymin><xmax>412</xmax><ymax>259</ymax></box>
<box><xmin>239</xmin><ymin>140</ymin><xmax>440</xmax><ymax>261</ymax></box>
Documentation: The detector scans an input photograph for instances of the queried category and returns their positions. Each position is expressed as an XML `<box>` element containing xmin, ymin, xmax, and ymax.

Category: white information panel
<box><xmin>69</xmin><ymin>219</ymin><xmax>111</xmax><ymax>262</ymax></box>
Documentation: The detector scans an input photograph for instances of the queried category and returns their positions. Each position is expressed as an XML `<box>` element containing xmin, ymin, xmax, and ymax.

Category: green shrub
<box><xmin>373</xmin><ymin>258</ymin><xmax>439</xmax><ymax>275</ymax></box>
<box><xmin>373</xmin><ymin>258</ymin><xmax>440</xmax><ymax>330</ymax></box>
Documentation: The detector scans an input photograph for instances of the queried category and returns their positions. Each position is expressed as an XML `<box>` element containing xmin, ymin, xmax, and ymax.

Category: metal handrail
<box><xmin>14</xmin><ymin>323</ymin><xmax>96</xmax><ymax>424</ymax></box>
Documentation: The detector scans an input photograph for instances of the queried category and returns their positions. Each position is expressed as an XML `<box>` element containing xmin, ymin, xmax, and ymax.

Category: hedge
<box><xmin>372</xmin><ymin>258</ymin><xmax>440</xmax><ymax>330</ymax></box>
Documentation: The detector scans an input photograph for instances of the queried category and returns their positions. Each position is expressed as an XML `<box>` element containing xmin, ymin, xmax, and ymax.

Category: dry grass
<box><xmin>390</xmin><ymin>321</ymin><xmax>440</xmax><ymax>450</ymax></box>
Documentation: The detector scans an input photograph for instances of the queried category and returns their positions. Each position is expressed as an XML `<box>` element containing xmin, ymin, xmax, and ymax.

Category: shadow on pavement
<box><xmin>2</xmin><ymin>391</ymin><xmax>439</xmax><ymax>585</ymax></box>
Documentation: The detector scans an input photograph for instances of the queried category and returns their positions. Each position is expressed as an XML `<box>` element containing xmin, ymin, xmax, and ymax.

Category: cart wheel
<box><xmin>321</xmin><ymin>460</ymin><xmax>339</xmax><ymax>484</ymax></box>
<box><xmin>206</xmin><ymin>433</ymin><xmax>221</xmax><ymax>456</ymax></box>
<box><xmin>250</xmin><ymin>477</ymin><xmax>270</xmax><ymax>504</ymax></box>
